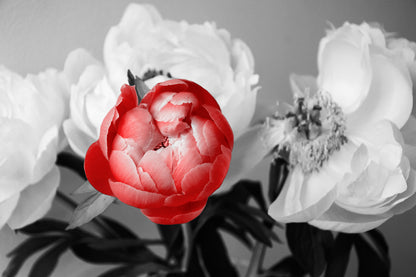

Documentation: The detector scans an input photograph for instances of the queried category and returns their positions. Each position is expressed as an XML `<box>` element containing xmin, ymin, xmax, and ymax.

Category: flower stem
<box><xmin>245</xmin><ymin>242</ymin><xmax>266</xmax><ymax>277</ymax></box>
<box><xmin>181</xmin><ymin>222</ymin><xmax>193</xmax><ymax>272</ymax></box>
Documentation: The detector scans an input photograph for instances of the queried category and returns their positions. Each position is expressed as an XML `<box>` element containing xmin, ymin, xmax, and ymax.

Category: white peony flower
<box><xmin>63</xmin><ymin>3</ymin><xmax>259</xmax><ymax>158</ymax></box>
<box><xmin>268</xmin><ymin>22</ymin><xmax>416</xmax><ymax>233</ymax></box>
<box><xmin>0</xmin><ymin>66</ymin><xmax>68</xmax><ymax>229</ymax></box>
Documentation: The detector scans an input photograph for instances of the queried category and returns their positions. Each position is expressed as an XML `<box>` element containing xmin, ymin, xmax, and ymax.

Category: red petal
<box><xmin>115</xmin><ymin>85</ymin><xmax>138</xmax><ymax>115</ymax></box>
<box><xmin>109</xmin><ymin>180</ymin><xmax>165</xmax><ymax>209</ymax></box>
<box><xmin>203</xmin><ymin>104</ymin><xmax>234</xmax><ymax>149</ymax></box>
<box><xmin>99</xmin><ymin>85</ymin><xmax>138</xmax><ymax>159</ymax></box>
<box><xmin>99</xmin><ymin>107</ymin><xmax>118</xmax><ymax>159</ymax></box>
<box><xmin>197</xmin><ymin>146</ymin><xmax>232</xmax><ymax>200</ymax></box>
<box><xmin>141</xmin><ymin>199</ymin><xmax>207</xmax><ymax>224</ymax></box>
<box><xmin>84</xmin><ymin>142</ymin><xmax>113</xmax><ymax>196</ymax></box>
<box><xmin>182</xmin><ymin>80</ymin><xmax>221</xmax><ymax>110</ymax></box>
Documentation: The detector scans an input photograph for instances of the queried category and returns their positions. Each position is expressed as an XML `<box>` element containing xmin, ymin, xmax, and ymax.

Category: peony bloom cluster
<box><xmin>0</xmin><ymin>66</ymin><xmax>68</xmax><ymax>229</ymax></box>
<box><xmin>64</xmin><ymin>3</ymin><xmax>258</xmax><ymax>159</ymax></box>
<box><xmin>268</xmin><ymin>22</ymin><xmax>416</xmax><ymax>233</ymax></box>
<box><xmin>84</xmin><ymin>79</ymin><xmax>233</xmax><ymax>224</ymax></box>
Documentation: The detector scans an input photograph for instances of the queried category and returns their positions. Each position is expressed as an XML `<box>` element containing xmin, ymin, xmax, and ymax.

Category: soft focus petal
<box><xmin>7</xmin><ymin>166</ymin><xmax>60</xmax><ymax>229</ymax></box>
<box><xmin>0</xmin><ymin>194</ymin><xmax>19</xmax><ymax>229</ymax></box>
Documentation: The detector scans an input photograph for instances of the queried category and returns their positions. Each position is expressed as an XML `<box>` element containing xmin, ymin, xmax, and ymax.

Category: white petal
<box><xmin>317</xmin><ymin>23</ymin><xmax>372</xmax><ymax>114</ymax></box>
<box><xmin>269</xmin><ymin>142</ymin><xmax>356</xmax><ymax>222</ymax></box>
<box><xmin>64</xmin><ymin>48</ymin><xmax>101</xmax><ymax>85</ymax></box>
<box><xmin>32</xmin><ymin>126</ymin><xmax>59</xmax><ymax>183</ymax></box>
<box><xmin>347</xmin><ymin>52</ymin><xmax>412</xmax><ymax>130</ymax></box>
<box><xmin>63</xmin><ymin>120</ymin><xmax>96</xmax><ymax>158</ymax></box>
<box><xmin>7</xmin><ymin>166</ymin><xmax>60</xmax><ymax>229</ymax></box>
<box><xmin>268</xmin><ymin>165</ymin><xmax>338</xmax><ymax>222</ymax></box>
<box><xmin>0</xmin><ymin>194</ymin><xmax>19</xmax><ymax>229</ymax></box>
<box><xmin>310</xmin><ymin>203</ymin><xmax>389</xmax><ymax>233</ymax></box>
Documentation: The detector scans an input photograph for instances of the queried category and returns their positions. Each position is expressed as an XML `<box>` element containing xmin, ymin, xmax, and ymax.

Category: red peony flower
<box><xmin>84</xmin><ymin>79</ymin><xmax>233</xmax><ymax>224</ymax></box>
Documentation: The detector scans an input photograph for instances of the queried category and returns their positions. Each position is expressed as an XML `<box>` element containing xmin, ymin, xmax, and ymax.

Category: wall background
<box><xmin>1</xmin><ymin>0</ymin><xmax>416</xmax><ymax>276</ymax></box>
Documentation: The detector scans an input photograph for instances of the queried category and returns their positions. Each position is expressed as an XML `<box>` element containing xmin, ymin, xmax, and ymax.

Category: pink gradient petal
<box><xmin>139</xmin><ymin>151</ymin><xmax>177</xmax><ymax>195</ymax></box>
<box><xmin>109</xmin><ymin>150</ymin><xmax>142</xmax><ymax>190</ymax></box>
<box><xmin>181</xmin><ymin>163</ymin><xmax>211</xmax><ymax>195</ymax></box>
<box><xmin>109</xmin><ymin>180</ymin><xmax>165</xmax><ymax>209</ymax></box>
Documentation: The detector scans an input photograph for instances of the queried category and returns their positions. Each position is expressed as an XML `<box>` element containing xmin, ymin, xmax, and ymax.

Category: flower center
<box><xmin>278</xmin><ymin>92</ymin><xmax>347</xmax><ymax>173</ymax></box>
<box><xmin>154</xmin><ymin>136</ymin><xmax>170</xmax><ymax>151</ymax></box>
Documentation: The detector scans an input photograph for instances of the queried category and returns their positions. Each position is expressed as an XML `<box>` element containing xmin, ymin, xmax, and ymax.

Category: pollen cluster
<box><xmin>279</xmin><ymin>92</ymin><xmax>347</xmax><ymax>173</ymax></box>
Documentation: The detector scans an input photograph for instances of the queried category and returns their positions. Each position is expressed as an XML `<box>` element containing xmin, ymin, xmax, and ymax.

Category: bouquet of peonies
<box><xmin>1</xmin><ymin>3</ymin><xmax>416</xmax><ymax>277</ymax></box>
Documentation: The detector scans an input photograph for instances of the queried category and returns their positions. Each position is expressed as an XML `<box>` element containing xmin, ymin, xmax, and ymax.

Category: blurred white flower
<box><xmin>0</xmin><ymin>66</ymin><xmax>68</xmax><ymax>229</ymax></box>
<box><xmin>268</xmin><ymin>22</ymin><xmax>416</xmax><ymax>233</ymax></box>
<box><xmin>64</xmin><ymin>3</ymin><xmax>259</xmax><ymax>159</ymax></box>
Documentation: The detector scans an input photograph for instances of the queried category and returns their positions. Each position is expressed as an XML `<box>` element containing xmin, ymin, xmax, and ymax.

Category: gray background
<box><xmin>1</xmin><ymin>0</ymin><xmax>416</xmax><ymax>276</ymax></box>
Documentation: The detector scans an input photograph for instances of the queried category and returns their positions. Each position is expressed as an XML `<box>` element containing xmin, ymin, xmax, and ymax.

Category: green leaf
<box><xmin>354</xmin><ymin>230</ymin><xmax>390</xmax><ymax>277</ymax></box>
<box><xmin>3</xmin><ymin>236</ymin><xmax>62</xmax><ymax>277</ymax></box>
<box><xmin>28</xmin><ymin>239</ymin><xmax>70</xmax><ymax>277</ymax></box>
<box><xmin>325</xmin><ymin>233</ymin><xmax>354</xmax><ymax>277</ymax></box>
<box><xmin>67</xmin><ymin>191</ymin><xmax>115</xmax><ymax>230</ymax></box>
<box><xmin>264</xmin><ymin>256</ymin><xmax>306</xmax><ymax>277</ymax></box>
<box><xmin>286</xmin><ymin>223</ymin><xmax>334</xmax><ymax>277</ymax></box>
<box><xmin>268</xmin><ymin>158</ymin><xmax>289</xmax><ymax>202</ymax></box>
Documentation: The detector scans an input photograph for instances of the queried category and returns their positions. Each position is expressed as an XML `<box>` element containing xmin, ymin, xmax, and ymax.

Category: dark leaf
<box><xmin>264</xmin><ymin>256</ymin><xmax>306</xmax><ymax>277</ymax></box>
<box><xmin>325</xmin><ymin>233</ymin><xmax>354</xmax><ymax>277</ymax></box>
<box><xmin>83</xmin><ymin>238</ymin><xmax>162</xmax><ymax>251</ymax></box>
<box><xmin>286</xmin><ymin>223</ymin><xmax>334</xmax><ymax>277</ymax></box>
<box><xmin>98</xmin><ymin>262</ymin><xmax>168</xmax><ymax>277</ymax></box>
<box><xmin>227</xmin><ymin>180</ymin><xmax>267</xmax><ymax>210</ymax></box>
<box><xmin>17</xmin><ymin>219</ymin><xmax>67</xmax><ymax>235</ymax></box>
<box><xmin>195</xmin><ymin>223</ymin><xmax>238</xmax><ymax>277</ymax></box>
<box><xmin>101</xmin><ymin>216</ymin><xmax>138</xmax><ymax>239</ymax></box>
<box><xmin>3</xmin><ymin>236</ymin><xmax>61</xmax><ymax>277</ymax></box>
<box><xmin>268</xmin><ymin>158</ymin><xmax>289</xmax><ymax>202</ymax></box>
<box><xmin>70</xmin><ymin>240</ymin><xmax>161</xmax><ymax>264</ymax></box>
<box><xmin>222</xmin><ymin>208</ymin><xmax>273</xmax><ymax>247</ymax></box>
<box><xmin>219</xmin><ymin>219</ymin><xmax>253</xmax><ymax>249</ymax></box>
<box><xmin>354</xmin><ymin>230</ymin><xmax>390</xmax><ymax>277</ymax></box>
<box><xmin>28</xmin><ymin>239</ymin><xmax>70</xmax><ymax>277</ymax></box>
<box><xmin>56</xmin><ymin>152</ymin><xmax>86</xmax><ymax>180</ymax></box>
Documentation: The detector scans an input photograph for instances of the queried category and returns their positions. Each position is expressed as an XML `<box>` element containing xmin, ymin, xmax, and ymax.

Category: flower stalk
<box><xmin>181</xmin><ymin>222</ymin><xmax>193</xmax><ymax>272</ymax></box>
<box><xmin>245</xmin><ymin>242</ymin><xmax>266</xmax><ymax>277</ymax></box>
